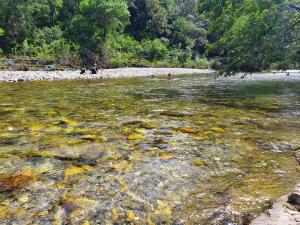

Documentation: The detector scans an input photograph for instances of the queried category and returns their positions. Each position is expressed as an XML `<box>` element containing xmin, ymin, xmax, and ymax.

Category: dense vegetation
<box><xmin>0</xmin><ymin>0</ymin><xmax>299</xmax><ymax>72</ymax></box>
<box><xmin>199</xmin><ymin>0</ymin><xmax>300</xmax><ymax>73</ymax></box>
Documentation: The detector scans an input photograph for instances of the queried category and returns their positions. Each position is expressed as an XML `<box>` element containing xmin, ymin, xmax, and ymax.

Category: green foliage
<box><xmin>15</xmin><ymin>26</ymin><xmax>80</xmax><ymax>64</ymax></box>
<box><xmin>139</xmin><ymin>39</ymin><xmax>168</xmax><ymax>61</ymax></box>
<box><xmin>170</xmin><ymin>17</ymin><xmax>206</xmax><ymax>50</ymax></box>
<box><xmin>199</xmin><ymin>0</ymin><xmax>300</xmax><ymax>73</ymax></box>
<box><xmin>69</xmin><ymin>0</ymin><xmax>129</xmax><ymax>65</ymax></box>
<box><xmin>0</xmin><ymin>0</ymin><xmax>35</xmax><ymax>53</ymax></box>
<box><xmin>108</xmin><ymin>34</ymin><xmax>140</xmax><ymax>67</ymax></box>
<box><xmin>108</xmin><ymin>34</ymin><xmax>209</xmax><ymax>68</ymax></box>
<box><xmin>29</xmin><ymin>0</ymin><xmax>63</xmax><ymax>27</ymax></box>
<box><xmin>1</xmin><ymin>0</ymin><xmax>298</xmax><ymax>71</ymax></box>
<box><xmin>145</xmin><ymin>0</ymin><xmax>167</xmax><ymax>36</ymax></box>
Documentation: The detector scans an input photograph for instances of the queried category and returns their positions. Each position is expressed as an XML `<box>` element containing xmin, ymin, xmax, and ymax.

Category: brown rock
<box><xmin>0</xmin><ymin>169</ymin><xmax>34</xmax><ymax>192</ymax></box>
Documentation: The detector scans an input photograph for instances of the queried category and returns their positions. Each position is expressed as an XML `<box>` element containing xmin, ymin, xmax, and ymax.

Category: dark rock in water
<box><xmin>295</xmin><ymin>151</ymin><xmax>300</xmax><ymax>164</ymax></box>
<box><xmin>76</xmin><ymin>157</ymin><xmax>99</xmax><ymax>166</ymax></box>
<box><xmin>61</xmin><ymin>201</ymin><xmax>80</xmax><ymax>215</ymax></box>
<box><xmin>152</xmin><ymin>137</ymin><xmax>165</xmax><ymax>145</ymax></box>
<box><xmin>0</xmin><ymin>137</ymin><xmax>19</xmax><ymax>146</ymax></box>
<box><xmin>215</xmin><ymin>190</ymin><xmax>229</xmax><ymax>199</ymax></box>
<box><xmin>139</xmin><ymin>143</ymin><xmax>152</xmax><ymax>151</ymax></box>
<box><xmin>259</xmin><ymin>141</ymin><xmax>300</xmax><ymax>152</ymax></box>
<box><xmin>156</xmin><ymin>144</ymin><xmax>168</xmax><ymax>149</ymax></box>
<box><xmin>122</xmin><ymin>120</ymin><xmax>155</xmax><ymax>129</ymax></box>
<box><xmin>242</xmin><ymin>213</ymin><xmax>256</xmax><ymax>225</ymax></box>
<box><xmin>160</xmin><ymin>111</ymin><xmax>193</xmax><ymax>117</ymax></box>
<box><xmin>179</xmin><ymin>127</ymin><xmax>198</xmax><ymax>134</ymax></box>
<box><xmin>288</xmin><ymin>184</ymin><xmax>300</xmax><ymax>211</ymax></box>
<box><xmin>155</xmin><ymin>129</ymin><xmax>173</xmax><ymax>135</ymax></box>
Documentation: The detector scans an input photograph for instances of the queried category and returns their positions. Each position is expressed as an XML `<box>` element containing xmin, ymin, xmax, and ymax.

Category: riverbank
<box><xmin>0</xmin><ymin>68</ymin><xmax>213</xmax><ymax>82</ymax></box>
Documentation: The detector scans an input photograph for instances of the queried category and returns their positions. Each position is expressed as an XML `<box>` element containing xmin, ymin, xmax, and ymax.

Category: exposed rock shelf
<box><xmin>251</xmin><ymin>184</ymin><xmax>300</xmax><ymax>225</ymax></box>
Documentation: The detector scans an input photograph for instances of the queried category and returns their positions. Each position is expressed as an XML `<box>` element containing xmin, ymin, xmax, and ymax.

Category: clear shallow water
<box><xmin>0</xmin><ymin>73</ymin><xmax>300</xmax><ymax>224</ymax></box>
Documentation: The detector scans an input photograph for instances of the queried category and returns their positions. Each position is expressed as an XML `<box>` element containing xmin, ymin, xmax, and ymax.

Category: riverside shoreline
<box><xmin>0</xmin><ymin>67</ymin><xmax>213</xmax><ymax>82</ymax></box>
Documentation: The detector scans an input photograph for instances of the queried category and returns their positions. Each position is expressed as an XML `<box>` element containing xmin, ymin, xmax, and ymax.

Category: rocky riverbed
<box><xmin>0</xmin><ymin>68</ymin><xmax>213</xmax><ymax>82</ymax></box>
<box><xmin>0</xmin><ymin>72</ymin><xmax>300</xmax><ymax>224</ymax></box>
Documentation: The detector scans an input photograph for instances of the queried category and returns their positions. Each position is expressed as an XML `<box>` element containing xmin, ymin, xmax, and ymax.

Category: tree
<box><xmin>198</xmin><ymin>0</ymin><xmax>300</xmax><ymax>74</ymax></box>
<box><xmin>170</xmin><ymin>17</ymin><xmax>206</xmax><ymax>51</ymax></box>
<box><xmin>68</xmin><ymin>0</ymin><xmax>130</xmax><ymax>65</ymax></box>
<box><xmin>28</xmin><ymin>0</ymin><xmax>63</xmax><ymax>27</ymax></box>
<box><xmin>145</xmin><ymin>0</ymin><xmax>167</xmax><ymax>36</ymax></box>
<box><xmin>59</xmin><ymin>0</ymin><xmax>81</xmax><ymax>29</ymax></box>
<box><xmin>127</xmin><ymin>0</ymin><xmax>167</xmax><ymax>39</ymax></box>
<box><xmin>0</xmin><ymin>0</ymin><xmax>35</xmax><ymax>53</ymax></box>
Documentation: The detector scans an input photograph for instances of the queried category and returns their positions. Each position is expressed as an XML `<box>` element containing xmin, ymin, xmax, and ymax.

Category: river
<box><xmin>0</xmin><ymin>72</ymin><xmax>300</xmax><ymax>224</ymax></box>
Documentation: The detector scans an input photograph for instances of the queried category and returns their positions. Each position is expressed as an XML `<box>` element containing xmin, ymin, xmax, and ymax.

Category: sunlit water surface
<box><xmin>0</xmin><ymin>73</ymin><xmax>300</xmax><ymax>224</ymax></box>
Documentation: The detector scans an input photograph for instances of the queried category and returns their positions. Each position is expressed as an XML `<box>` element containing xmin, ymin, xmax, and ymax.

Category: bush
<box><xmin>0</xmin><ymin>60</ymin><xmax>5</xmax><ymax>69</ymax></box>
<box><xmin>108</xmin><ymin>35</ymin><xmax>140</xmax><ymax>67</ymax></box>
<box><xmin>15</xmin><ymin>26</ymin><xmax>80</xmax><ymax>65</ymax></box>
<box><xmin>108</xmin><ymin>35</ymin><xmax>212</xmax><ymax>69</ymax></box>
<box><xmin>194</xmin><ymin>57</ymin><xmax>211</xmax><ymax>69</ymax></box>
<box><xmin>139</xmin><ymin>39</ymin><xmax>168</xmax><ymax>61</ymax></box>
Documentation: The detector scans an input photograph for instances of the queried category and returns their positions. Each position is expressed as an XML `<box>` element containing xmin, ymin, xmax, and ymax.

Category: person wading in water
<box><xmin>167</xmin><ymin>73</ymin><xmax>173</xmax><ymax>80</ymax></box>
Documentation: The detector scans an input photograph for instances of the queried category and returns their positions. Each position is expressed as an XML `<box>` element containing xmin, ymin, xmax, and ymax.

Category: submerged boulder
<box><xmin>179</xmin><ymin>127</ymin><xmax>198</xmax><ymax>134</ymax></box>
<box><xmin>0</xmin><ymin>168</ymin><xmax>35</xmax><ymax>192</ymax></box>
<box><xmin>288</xmin><ymin>183</ymin><xmax>300</xmax><ymax>210</ymax></box>
<box><xmin>122</xmin><ymin>120</ymin><xmax>155</xmax><ymax>129</ymax></box>
<box><xmin>259</xmin><ymin>141</ymin><xmax>300</xmax><ymax>152</ymax></box>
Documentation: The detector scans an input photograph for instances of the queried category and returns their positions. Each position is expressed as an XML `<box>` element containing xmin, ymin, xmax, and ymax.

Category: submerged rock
<box><xmin>211</xmin><ymin>127</ymin><xmax>226</xmax><ymax>133</ymax></box>
<box><xmin>126</xmin><ymin>210</ymin><xmax>135</xmax><ymax>221</ymax></box>
<box><xmin>122</xmin><ymin>120</ymin><xmax>155</xmax><ymax>129</ymax></box>
<box><xmin>192</xmin><ymin>159</ymin><xmax>205</xmax><ymax>166</ymax></box>
<box><xmin>64</xmin><ymin>165</ymin><xmax>93</xmax><ymax>180</ymax></box>
<box><xmin>160</xmin><ymin>111</ymin><xmax>193</xmax><ymax>117</ymax></box>
<box><xmin>0</xmin><ymin>168</ymin><xmax>34</xmax><ymax>192</ymax></box>
<box><xmin>288</xmin><ymin>183</ymin><xmax>300</xmax><ymax>210</ymax></box>
<box><xmin>179</xmin><ymin>127</ymin><xmax>198</xmax><ymax>134</ymax></box>
<box><xmin>260</xmin><ymin>141</ymin><xmax>300</xmax><ymax>152</ymax></box>
<box><xmin>127</xmin><ymin>133</ymin><xmax>145</xmax><ymax>140</ymax></box>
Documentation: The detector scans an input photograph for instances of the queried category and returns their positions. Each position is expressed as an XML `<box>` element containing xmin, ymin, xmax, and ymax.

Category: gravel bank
<box><xmin>0</xmin><ymin>68</ymin><xmax>213</xmax><ymax>82</ymax></box>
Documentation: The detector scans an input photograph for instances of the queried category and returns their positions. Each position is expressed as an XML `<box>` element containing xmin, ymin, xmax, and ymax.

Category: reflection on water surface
<box><xmin>0</xmin><ymin>73</ymin><xmax>300</xmax><ymax>224</ymax></box>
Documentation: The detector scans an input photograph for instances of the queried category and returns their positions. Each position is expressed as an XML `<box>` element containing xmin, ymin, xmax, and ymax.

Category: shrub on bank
<box><xmin>5</xmin><ymin>30</ymin><xmax>211</xmax><ymax>70</ymax></box>
<box><xmin>108</xmin><ymin>35</ymin><xmax>211</xmax><ymax>69</ymax></box>
<box><xmin>13</xmin><ymin>26</ymin><xmax>80</xmax><ymax>66</ymax></box>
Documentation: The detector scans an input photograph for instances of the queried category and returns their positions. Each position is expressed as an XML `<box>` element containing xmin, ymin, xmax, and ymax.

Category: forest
<box><xmin>0</xmin><ymin>0</ymin><xmax>299</xmax><ymax>73</ymax></box>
